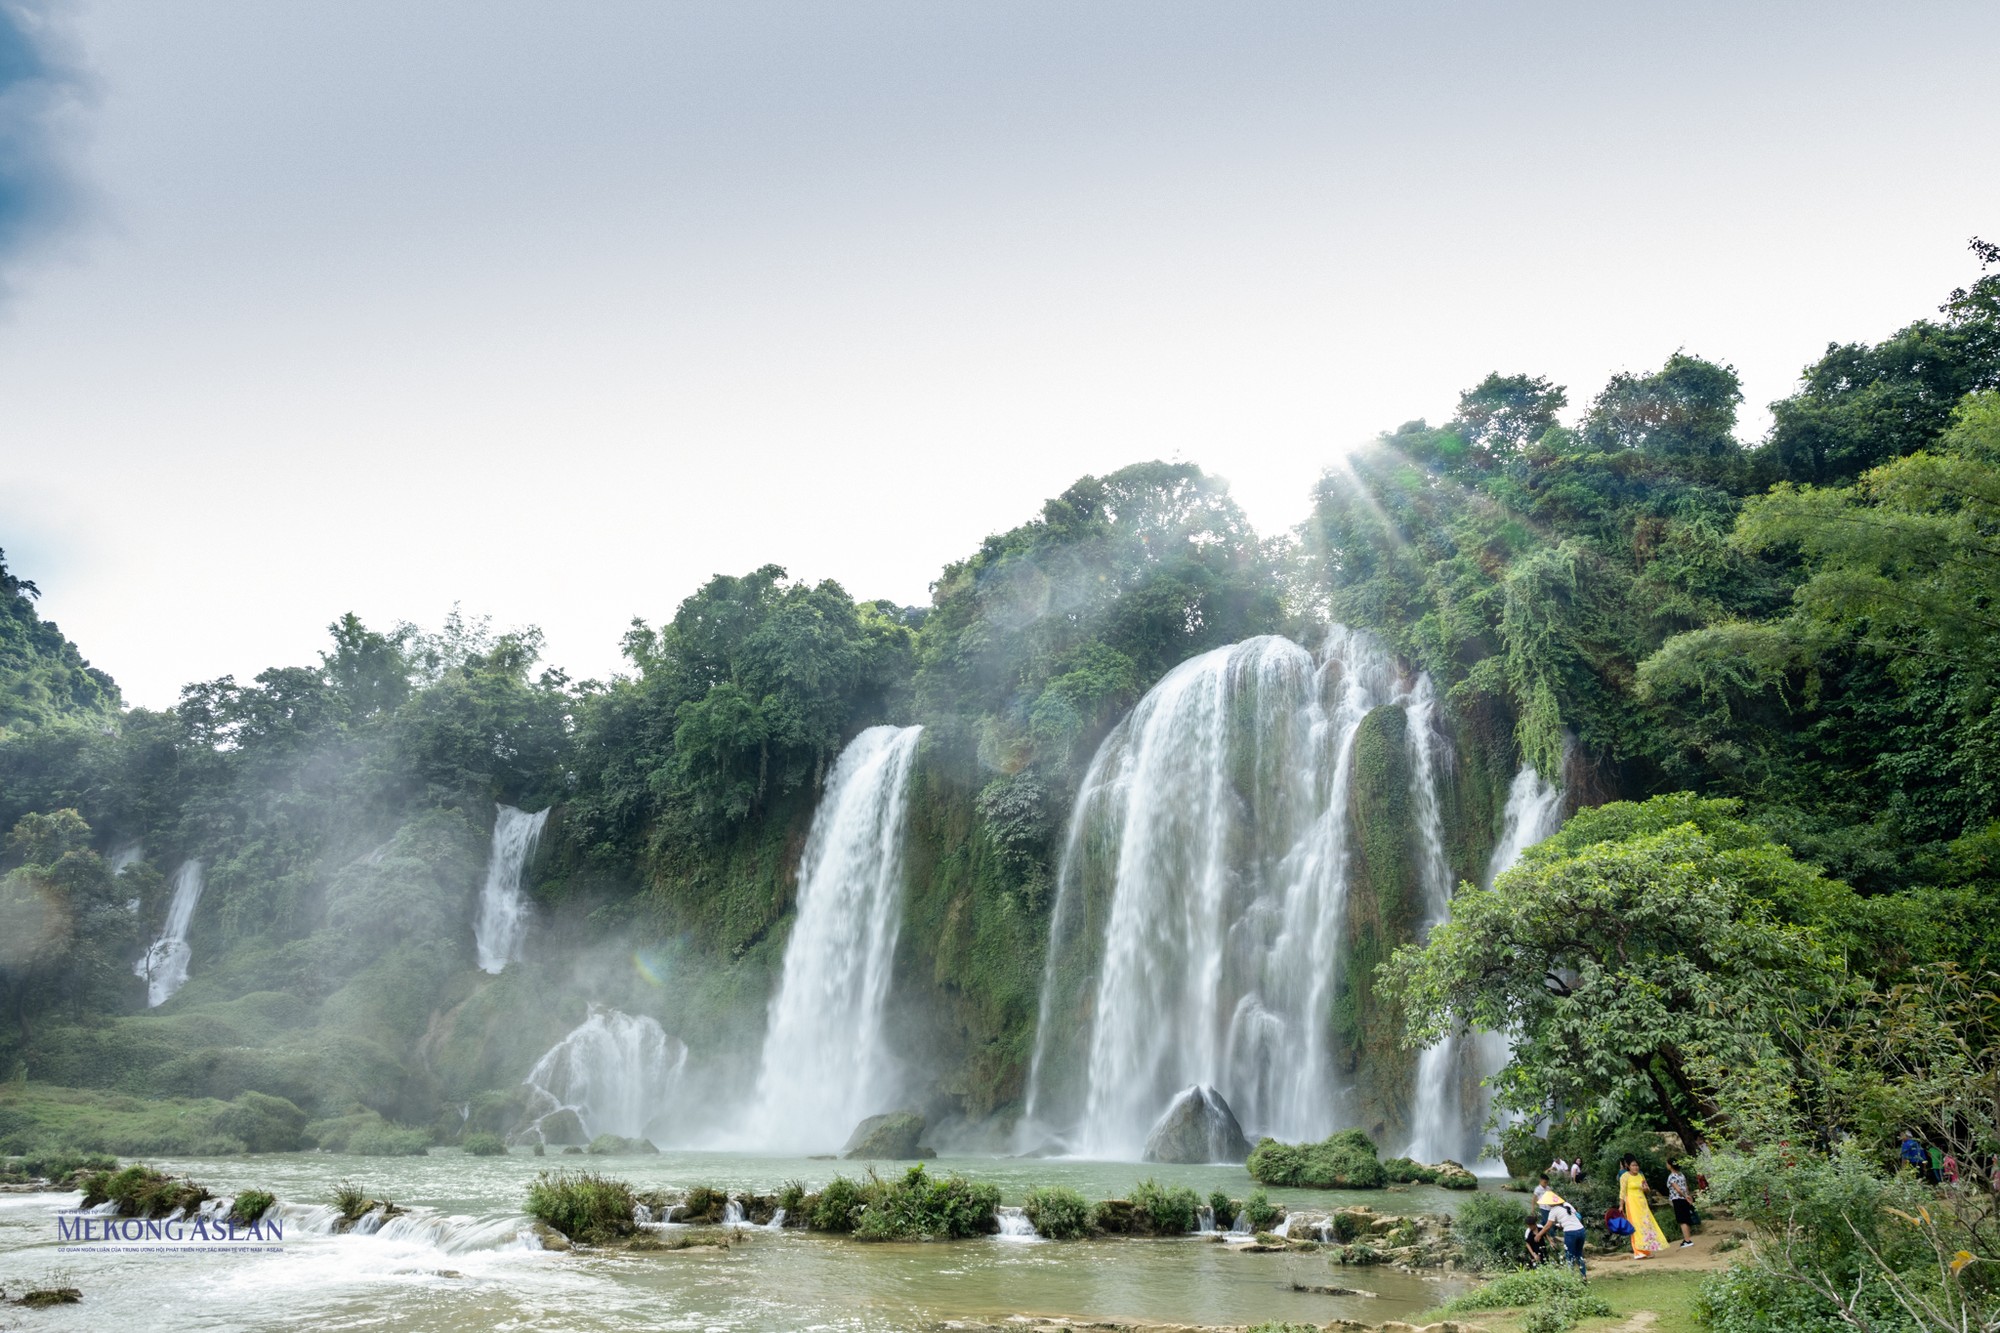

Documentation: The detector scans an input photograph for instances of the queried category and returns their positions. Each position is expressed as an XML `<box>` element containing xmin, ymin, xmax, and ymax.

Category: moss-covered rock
<box><xmin>1249</xmin><ymin>1129</ymin><xmax>1389</xmax><ymax>1189</ymax></box>
<box><xmin>842</xmin><ymin>1110</ymin><xmax>930</xmax><ymax>1160</ymax></box>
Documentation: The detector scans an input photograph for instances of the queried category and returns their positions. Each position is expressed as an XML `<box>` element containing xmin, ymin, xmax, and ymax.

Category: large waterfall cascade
<box><xmin>744</xmin><ymin>724</ymin><xmax>924</xmax><ymax>1151</ymax></box>
<box><xmin>520</xmin><ymin>1006</ymin><xmax>688</xmax><ymax>1145</ymax></box>
<box><xmin>1024</xmin><ymin>630</ymin><xmax>1445</xmax><ymax>1160</ymax></box>
<box><xmin>474</xmin><ymin>805</ymin><xmax>550</xmax><ymax>974</ymax></box>
<box><xmin>134</xmin><ymin>859</ymin><xmax>205</xmax><ymax>1008</ymax></box>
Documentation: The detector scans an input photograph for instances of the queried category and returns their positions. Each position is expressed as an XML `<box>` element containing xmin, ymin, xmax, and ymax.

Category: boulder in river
<box><xmin>530</xmin><ymin>1108</ymin><xmax>587</xmax><ymax>1146</ymax></box>
<box><xmin>842</xmin><ymin>1110</ymin><xmax>933</xmax><ymax>1159</ymax></box>
<box><xmin>1141</xmin><ymin>1085</ymin><xmax>1252</xmax><ymax>1164</ymax></box>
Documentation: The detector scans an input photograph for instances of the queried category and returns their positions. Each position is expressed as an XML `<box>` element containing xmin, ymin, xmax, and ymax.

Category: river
<box><xmin>0</xmin><ymin>1149</ymin><xmax>1477</xmax><ymax>1330</ymax></box>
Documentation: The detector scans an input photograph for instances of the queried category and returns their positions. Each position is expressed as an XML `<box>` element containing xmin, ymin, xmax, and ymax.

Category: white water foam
<box><xmin>520</xmin><ymin>1006</ymin><xmax>687</xmax><ymax>1145</ymax></box>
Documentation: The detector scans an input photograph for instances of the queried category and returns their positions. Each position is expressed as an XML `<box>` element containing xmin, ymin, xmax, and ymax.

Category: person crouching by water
<box><xmin>1619</xmin><ymin>1157</ymin><xmax>1668</xmax><ymax>1258</ymax></box>
<box><xmin>1523</xmin><ymin>1207</ymin><xmax>1549</xmax><ymax>1267</ymax></box>
<box><xmin>1538</xmin><ymin>1198</ymin><xmax>1588</xmax><ymax>1277</ymax></box>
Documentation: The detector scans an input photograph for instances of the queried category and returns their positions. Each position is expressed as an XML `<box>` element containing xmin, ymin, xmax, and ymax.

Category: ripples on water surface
<box><xmin>0</xmin><ymin>1151</ymin><xmax>1473</xmax><ymax>1331</ymax></box>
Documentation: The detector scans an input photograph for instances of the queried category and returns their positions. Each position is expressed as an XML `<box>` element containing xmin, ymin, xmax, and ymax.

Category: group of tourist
<box><xmin>1525</xmin><ymin>1156</ymin><xmax>1700</xmax><ymax>1272</ymax></box>
<box><xmin>1896</xmin><ymin>1130</ymin><xmax>1987</xmax><ymax>1187</ymax></box>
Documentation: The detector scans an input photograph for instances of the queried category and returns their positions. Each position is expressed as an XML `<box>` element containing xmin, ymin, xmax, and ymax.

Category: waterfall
<box><xmin>474</xmin><ymin>805</ymin><xmax>549</xmax><ymax>974</ymax></box>
<box><xmin>1404</xmin><ymin>676</ymin><xmax>1468</xmax><ymax>1164</ymax></box>
<box><xmin>1025</xmin><ymin>630</ymin><xmax>1421</xmax><ymax>1159</ymax></box>
<box><xmin>1463</xmin><ymin>760</ymin><xmax>1568</xmax><ymax>1163</ymax></box>
<box><xmin>744</xmin><ymin>724</ymin><xmax>924</xmax><ymax>1151</ymax></box>
<box><xmin>520</xmin><ymin>1006</ymin><xmax>687</xmax><ymax>1144</ymax></box>
<box><xmin>134</xmin><ymin>860</ymin><xmax>205</xmax><ymax>1008</ymax></box>
<box><xmin>995</xmin><ymin>1206</ymin><xmax>1039</xmax><ymax>1239</ymax></box>
<box><xmin>1486</xmin><ymin>762</ymin><xmax>1566</xmax><ymax>884</ymax></box>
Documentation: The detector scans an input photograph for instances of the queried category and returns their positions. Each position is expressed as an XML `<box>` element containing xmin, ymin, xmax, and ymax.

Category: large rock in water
<box><xmin>843</xmin><ymin>1110</ymin><xmax>933</xmax><ymax>1160</ymax></box>
<box><xmin>1143</xmin><ymin>1086</ymin><xmax>1252</xmax><ymax>1164</ymax></box>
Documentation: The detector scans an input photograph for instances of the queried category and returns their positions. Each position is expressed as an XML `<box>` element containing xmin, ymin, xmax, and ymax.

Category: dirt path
<box><xmin>1592</xmin><ymin>1227</ymin><xmax>1746</xmax><ymax>1274</ymax></box>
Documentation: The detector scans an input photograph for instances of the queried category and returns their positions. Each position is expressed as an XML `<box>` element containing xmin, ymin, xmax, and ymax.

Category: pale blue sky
<box><xmin>4</xmin><ymin>1</ymin><xmax>1997</xmax><ymax>706</ymax></box>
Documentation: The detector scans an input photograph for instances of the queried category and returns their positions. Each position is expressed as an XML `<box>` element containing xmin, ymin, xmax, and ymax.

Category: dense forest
<box><xmin>3</xmin><ymin>239</ymin><xmax>1998</xmax><ymax>1326</ymax></box>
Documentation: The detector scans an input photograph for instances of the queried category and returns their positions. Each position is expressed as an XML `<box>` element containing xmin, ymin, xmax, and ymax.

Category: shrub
<box><xmin>852</xmin><ymin>1165</ymin><xmax>1000</xmax><ymax>1241</ymax></box>
<box><xmin>1023</xmin><ymin>1185</ymin><xmax>1092</xmax><ymax>1240</ymax></box>
<box><xmin>1455</xmin><ymin>1191</ymin><xmax>1534</xmax><ymax>1271</ymax></box>
<box><xmin>1130</xmin><ymin>1178</ymin><xmax>1201</xmax><ymax>1235</ymax></box>
<box><xmin>461</xmin><ymin>1132</ymin><xmax>507</xmax><ymax>1156</ymax></box>
<box><xmin>1243</xmin><ymin>1187</ymin><xmax>1281</xmax><ymax>1232</ymax></box>
<box><xmin>807</xmin><ymin>1176</ymin><xmax>866</xmax><ymax>1232</ymax></box>
<box><xmin>1693</xmin><ymin>1261</ymin><xmax>1852</xmax><ymax>1333</ymax></box>
<box><xmin>1499</xmin><ymin>1125</ymin><xmax>1548</xmax><ymax>1180</ymax></box>
<box><xmin>680</xmin><ymin>1184</ymin><xmax>729</xmax><ymax>1224</ymax></box>
<box><xmin>1329</xmin><ymin>1210</ymin><xmax>1368</xmax><ymax>1243</ymax></box>
<box><xmin>333</xmin><ymin>1180</ymin><xmax>370</xmax><ymax>1221</ymax></box>
<box><xmin>776</xmin><ymin>1180</ymin><xmax>806</xmax><ymax>1218</ymax></box>
<box><xmin>3</xmin><ymin>1150</ymin><xmax>117</xmax><ymax>1184</ymax></box>
<box><xmin>347</xmin><ymin>1123</ymin><xmax>431</xmax><ymax>1157</ymax></box>
<box><xmin>208</xmin><ymin>1092</ymin><xmax>309</xmax><ymax>1153</ymax></box>
<box><xmin>1588</xmin><ymin>1126</ymin><xmax>1673</xmax><ymax>1194</ymax></box>
<box><xmin>1208</xmin><ymin>1189</ymin><xmax>1235</xmax><ymax>1224</ymax></box>
<box><xmin>1441</xmin><ymin>1264</ymin><xmax>1610</xmax><ymax>1333</ymax></box>
<box><xmin>1383</xmin><ymin>1156</ymin><xmax>1440</xmax><ymax>1184</ymax></box>
<box><xmin>525</xmin><ymin>1171</ymin><xmax>638</xmax><ymax>1244</ymax></box>
<box><xmin>229</xmin><ymin>1189</ymin><xmax>276</xmax><ymax>1224</ymax></box>
<box><xmin>1248</xmin><ymin>1129</ymin><xmax>1387</xmax><ymax>1189</ymax></box>
<box><xmin>79</xmin><ymin>1165</ymin><xmax>212</xmax><ymax>1218</ymax></box>
<box><xmin>586</xmin><ymin>1133</ymin><xmax>657</xmax><ymax>1156</ymax></box>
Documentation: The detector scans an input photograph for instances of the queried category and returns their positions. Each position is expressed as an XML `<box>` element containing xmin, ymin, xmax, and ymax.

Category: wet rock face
<box><xmin>843</xmin><ymin>1110</ymin><xmax>931</xmax><ymax>1159</ymax></box>
<box><xmin>533</xmin><ymin>1108</ymin><xmax>588</xmax><ymax>1146</ymax></box>
<box><xmin>1141</xmin><ymin>1086</ymin><xmax>1252</xmax><ymax>1164</ymax></box>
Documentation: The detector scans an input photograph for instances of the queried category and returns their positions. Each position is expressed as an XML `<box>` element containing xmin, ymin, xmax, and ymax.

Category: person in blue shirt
<box><xmin>1901</xmin><ymin>1132</ymin><xmax>1933</xmax><ymax>1182</ymax></box>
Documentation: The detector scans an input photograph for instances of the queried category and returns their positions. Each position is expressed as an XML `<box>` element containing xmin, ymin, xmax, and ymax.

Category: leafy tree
<box><xmin>0</xmin><ymin>810</ymin><xmax>127</xmax><ymax>1038</ymax></box>
<box><xmin>1581</xmin><ymin>351</ymin><xmax>1743</xmax><ymax>468</ymax></box>
<box><xmin>1762</xmin><ymin>236</ymin><xmax>2000</xmax><ymax>485</ymax></box>
<box><xmin>0</xmin><ymin>550</ymin><xmax>120</xmax><ymax>736</ymax></box>
<box><xmin>1737</xmin><ymin>391</ymin><xmax>2000</xmax><ymax>687</ymax></box>
<box><xmin>1380</xmin><ymin>795</ymin><xmax>1849</xmax><ymax>1149</ymax></box>
<box><xmin>1452</xmin><ymin>372</ymin><xmax>1568</xmax><ymax>459</ymax></box>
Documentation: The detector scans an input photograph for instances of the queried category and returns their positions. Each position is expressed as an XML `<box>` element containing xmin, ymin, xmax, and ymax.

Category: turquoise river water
<box><xmin>0</xmin><ymin>1150</ymin><xmax>1479</xmax><ymax>1330</ymax></box>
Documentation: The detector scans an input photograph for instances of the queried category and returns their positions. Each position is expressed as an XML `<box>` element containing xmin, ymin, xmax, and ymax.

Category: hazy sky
<box><xmin>4</xmin><ymin>1</ymin><xmax>1997</xmax><ymax>707</ymax></box>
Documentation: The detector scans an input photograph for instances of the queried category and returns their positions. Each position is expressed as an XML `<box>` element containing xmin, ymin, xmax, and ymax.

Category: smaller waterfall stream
<box><xmin>520</xmin><ymin>1007</ymin><xmax>687</xmax><ymax>1145</ymax></box>
<box><xmin>134</xmin><ymin>860</ymin><xmax>205</xmax><ymax>1008</ymax></box>
<box><xmin>745</xmin><ymin>724</ymin><xmax>923</xmax><ymax>1151</ymax></box>
<box><xmin>1464</xmin><ymin>761</ymin><xmax>1568</xmax><ymax>1157</ymax></box>
<box><xmin>474</xmin><ymin>805</ymin><xmax>549</xmax><ymax>974</ymax></box>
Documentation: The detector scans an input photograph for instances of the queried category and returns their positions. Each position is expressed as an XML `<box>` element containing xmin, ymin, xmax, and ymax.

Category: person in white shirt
<box><xmin>1537</xmin><ymin>1199</ymin><xmax>1588</xmax><ymax>1276</ymax></box>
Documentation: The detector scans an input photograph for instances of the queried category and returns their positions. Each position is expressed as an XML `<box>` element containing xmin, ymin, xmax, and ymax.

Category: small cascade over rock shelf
<box><xmin>474</xmin><ymin>805</ymin><xmax>549</xmax><ymax>974</ymax></box>
<box><xmin>519</xmin><ymin>1006</ymin><xmax>687</xmax><ymax>1145</ymax></box>
<box><xmin>745</xmin><ymin>724</ymin><xmax>923</xmax><ymax>1152</ymax></box>
<box><xmin>1025</xmin><ymin>630</ymin><xmax>1431</xmax><ymax>1159</ymax></box>
<box><xmin>134</xmin><ymin>859</ymin><xmax>204</xmax><ymax>1008</ymax></box>
<box><xmin>996</xmin><ymin>1206</ymin><xmax>1038</xmax><ymax>1239</ymax></box>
